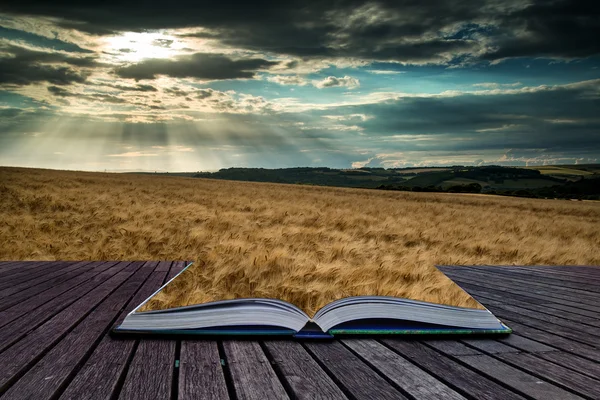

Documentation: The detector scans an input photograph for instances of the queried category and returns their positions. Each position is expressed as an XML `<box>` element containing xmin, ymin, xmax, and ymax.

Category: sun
<box><xmin>103</xmin><ymin>31</ymin><xmax>183</xmax><ymax>62</ymax></box>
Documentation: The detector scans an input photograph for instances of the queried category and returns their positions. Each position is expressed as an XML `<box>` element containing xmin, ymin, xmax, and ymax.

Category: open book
<box><xmin>114</xmin><ymin>263</ymin><xmax>511</xmax><ymax>338</ymax></box>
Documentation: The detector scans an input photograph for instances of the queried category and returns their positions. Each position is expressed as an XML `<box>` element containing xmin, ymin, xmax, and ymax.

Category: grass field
<box><xmin>1</xmin><ymin>167</ymin><xmax>599</xmax><ymax>315</ymax></box>
<box><xmin>526</xmin><ymin>166</ymin><xmax>595</xmax><ymax>176</ymax></box>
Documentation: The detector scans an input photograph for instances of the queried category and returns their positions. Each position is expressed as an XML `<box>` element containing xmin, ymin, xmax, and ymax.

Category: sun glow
<box><xmin>103</xmin><ymin>31</ymin><xmax>183</xmax><ymax>62</ymax></box>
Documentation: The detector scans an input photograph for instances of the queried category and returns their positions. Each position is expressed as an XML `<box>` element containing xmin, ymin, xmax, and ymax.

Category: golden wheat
<box><xmin>1</xmin><ymin>167</ymin><xmax>599</xmax><ymax>316</ymax></box>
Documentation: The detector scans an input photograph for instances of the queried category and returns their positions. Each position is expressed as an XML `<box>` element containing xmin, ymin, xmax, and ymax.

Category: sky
<box><xmin>0</xmin><ymin>1</ymin><xmax>599</xmax><ymax>171</ymax></box>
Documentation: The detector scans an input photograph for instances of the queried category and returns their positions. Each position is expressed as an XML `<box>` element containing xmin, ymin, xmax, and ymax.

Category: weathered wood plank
<box><xmin>1</xmin><ymin>261</ymin><xmax>153</xmax><ymax>400</ymax></box>
<box><xmin>448</xmin><ymin>276</ymin><xmax>600</xmax><ymax>313</ymax></box>
<box><xmin>344</xmin><ymin>339</ymin><xmax>466</xmax><ymax>400</ymax></box>
<box><xmin>305</xmin><ymin>341</ymin><xmax>407</xmax><ymax>400</ymax></box>
<box><xmin>421</xmin><ymin>340</ymin><xmax>481</xmax><ymax>356</ymax></box>
<box><xmin>455</xmin><ymin>354</ymin><xmax>583</xmax><ymax>400</ymax></box>
<box><xmin>178</xmin><ymin>341</ymin><xmax>229</xmax><ymax>400</ymax></box>
<box><xmin>467</xmin><ymin>266</ymin><xmax>600</xmax><ymax>293</ymax></box>
<box><xmin>223</xmin><ymin>341</ymin><xmax>289</xmax><ymax>400</ymax></box>
<box><xmin>460</xmin><ymin>338</ymin><xmax>522</xmax><ymax>354</ymax></box>
<box><xmin>534</xmin><ymin>351</ymin><xmax>600</xmax><ymax>380</ymax></box>
<box><xmin>0</xmin><ymin>261</ymin><xmax>123</xmax><ymax>349</ymax></box>
<box><xmin>444</xmin><ymin>270</ymin><xmax>600</xmax><ymax>309</ymax></box>
<box><xmin>496</xmin><ymin>334</ymin><xmax>557</xmax><ymax>353</ymax></box>
<box><xmin>59</xmin><ymin>264</ymin><xmax>170</xmax><ymax>400</ymax></box>
<box><xmin>497</xmin><ymin>352</ymin><xmax>600</xmax><ymax>399</ymax></box>
<box><xmin>0</xmin><ymin>262</ymin><xmax>34</xmax><ymax>272</ymax></box>
<box><xmin>382</xmin><ymin>340</ymin><xmax>527</xmax><ymax>400</ymax></box>
<box><xmin>0</xmin><ymin>261</ymin><xmax>90</xmax><ymax>299</ymax></box>
<box><xmin>0</xmin><ymin>261</ymin><xmax>64</xmax><ymax>289</ymax></box>
<box><xmin>0</xmin><ymin>261</ymin><xmax>50</xmax><ymax>276</ymax></box>
<box><xmin>0</xmin><ymin>261</ymin><xmax>92</xmax><ymax>308</ymax></box>
<box><xmin>118</xmin><ymin>339</ymin><xmax>176</xmax><ymax>400</ymax></box>
<box><xmin>485</xmin><ymin>305</ymin><xmax>600</xmax><ymax>346</ymax></box>
<box><xmin>264</xmin><ymin>340</ymin><xmax>347</xmax><ymax>400</ymax></box>
<box><xmin>166</xmin><ymin>261</ymin><xmax>187</xmax><ymax>280</ymax></box>
<box><xmin>118</xmin><ymin>261</ymin><xmax>186</xmax><ymax>400</ymax></box>
<box><xmin>155</xmin><ymin>260</ymin><xmax>172</xmax><ymax>272</ymax></box>
<box><xmin>0</xmin><ymin>262</ymin><xmax>139</xmax><ymax>393</ymax></box>
<box><xmin>497</xmin><ymin>319</ymin><xmax>600</xmax><ymax>363</ymax></box>
<box><xmin>425</xmin><ymin>340</ymin><xmax>582</xmax><ymax>400</ymax></box>
<box><xmin>452</xmin><ymin>266</ymin><xmax>600</xmax><ymax>297</ymax></box>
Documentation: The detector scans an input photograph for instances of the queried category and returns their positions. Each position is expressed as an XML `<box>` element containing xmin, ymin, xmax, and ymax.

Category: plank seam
<box><xmin>110</xmin><ymin>340</ymin><xmax>140</xmax><ymax>400</ymax></box>
<box><xmin>301</xmin><ymin>342</ymin><xmax>360</xmax><ymax>400</ymax></box>
<box><xmin>217</xmin><ymin>341</ymin><xmax>238</xmax><ymax>400</ymax></box>
<box><xmin>171</xmin><ymin>340</ymin><xmax>181</xmax><ymax>400</ymax></box>
<box><xmin>338</xmin><ymin>340</ymin><xmax>418</xmax><ymax>400</ymax></box>
<box><xmin>259</xmin><ymin>341</ymin><xmax>299</xmax><ymax>400</ymax></box>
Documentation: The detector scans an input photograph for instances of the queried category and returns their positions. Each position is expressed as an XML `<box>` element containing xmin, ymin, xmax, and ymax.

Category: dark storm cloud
<box><xmin>2</xmin><ymin>0</ymin><xmax>598</xmax><ymax>63</ymax></box>
<box><xmin>482</xmin><ymin>1</ymin><xmax>600</xmax><ymax>60</ymax></box>
<box><xmin>114</xmin><ymin>53</ymin><xmax>278</xmax><ymax>81</ymax></box>
<box><xmin>0</xmin><ymin>44</ymin><xmax>102</xmax><ymax>86</ymax></box>
<box><xmin>318</xmin><ymin>80</ymin><xmax>600</xmax><ymax>152</ymax></box>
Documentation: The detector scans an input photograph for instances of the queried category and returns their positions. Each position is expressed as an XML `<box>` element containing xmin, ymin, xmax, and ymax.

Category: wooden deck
<box><xmin>0</xmin><ymin>262</ymin><xmax>599</xmax><ymax>400</ymax></box>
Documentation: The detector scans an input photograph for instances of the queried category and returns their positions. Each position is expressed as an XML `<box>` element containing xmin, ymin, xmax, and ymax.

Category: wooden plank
<box><xmin>165</xmin><ymin>260</ymin><xmax>186</xmax><ymax>280</ymax></box>
<box><xmin>0</xmin><ymin>261</ymin><xmax>91</xmax><ymax>300</ymax></box>
<box><xmin>424</xmin><ymin>340</ymin><xmax>584</xmax><ymax>400</ymax></box>
<box><xmin>489</xmin><ymin>303</ymin><xmax>600</xmax><ymax>334</ymax></box>
<box><xmin>178</xmin><ymin>341</ymin><xmax>229</xmax><ymax>400</ymax></box>
<box><xmin>118</xmin><ymin>340</ymin><xmax>176</xmax><ymax>400</ymax></box>
<box><xmin>0</xmin><ymin>262</ymin><xmax>28</xmax><ymax>271</ymax></box>
<box><xmin>464</xmin><ymin>287</ymin><xmax>600</xmax><ymax>328</ymax></box>
<box><xmin>498</xmin><ymin>319</ymin><xmax>600</xmax><ymax>363</ymax></box>
<box><xmin>382</xmin><ymin>340</ymin><xmax>527</xmax><ymax>400</ymax></box>
<box><xmin>0</xmin><ymin>261</ymin><xmax>50</xmax><ymax>276</ymax></box>
<box><xmin>467</xmin><ymin>266</ymin><xmax>600</xmax><ymax>293</ymax></box>
<box><xmin>59</xmin><ymin>264</ymin><xmax>170</xmax><ymax>400</ymax></box>
<box><xmin>421</xmin><ymin>340</ymin><xmax>481</xmax><ymax>356</ymax></box>
<box><xmin>0</xmin><ymin>262</ymin><xmax>123</xmax><ymax>350</ymax></box>
<box><xmin>505</xmin><ymin>265</ymin><xmax>600</xmax><ymax>280</ymax></box>
<box><xmin>535</xmin><ymin>351</ymin><xmax>600</xmax><ymax>381</ymax></box>
<box><xmin>0</xmin><ymin>262</ymin><xmax>139</xmax><ymax>393</ymax></box>
<box><xmin>155</xmin><ymin>260</ymin><xmax>172</xmax><ymax>272</ymax></box>
<box><xmin>305</xmin><ymin>341</ymin><xmax>407</xmax><ymax>400</ymax></box>
<box><xmin>223</xmin><ymin>341</ymin><xmax>289</xmax><ymax>400</ymax></box>
<box><xmin>264</xmin><ymin>340</ymin><xmax>347</xmax><ymax>400</ymax></box>
<box><xmin>536</xmin><ymin>302</ymin><xmax>600</xmax><ymax>319</ymax></box>
<box><xmin>486</xmin><ymin>305</ymin><xmax>600</xmax><ymax>347</ymax></box>
<box><xmin>444</xmin><ymin>269</ymin><xmax>600</xmax><ymax>308</ymax></box>
<box><xmin>460</xmin><ymin>339</ymin><xmax>521</xmax><ymax>354</ymax></box>
<box><xmin>1</xmin><ymin>261</ymin><xmax>154</xmax><ymax>400</ymax></box>
<box><xmin>0</xmin><ymin>261</ymin><xmax>93</xmax><ymax>309</ymax></box>
<box><xmin>496</xmin><ymin>334</ymin><xmax>557</xmax><ymax>353</ymax></box>
<box><xmin>458</xmin><ymin>266</ymin><xmax>600</xmax><ymax>295</ymax></box>
<box><xmin>118</xmin><ymin>261</ymin><xmax>183</xmax><ymax>400</ymax></box>
<box><xmin>445</xmin><ymin>269</ymin><xmax>600</xmax><ymax>307</ymax></box>
<box><xmin>447</xmin><ymin>276</ymin><xmax>600</xmax><ymax>313</ymax></box>
<box><xmin>0</xmin><ymin>261</ymin><xmax>64</xmax><ymax>289</ymax></box>
<box><xmin>343</xmin><ymin>339</ymin><xmax>466</xmax><ymax>400</ymax></box>
<box><xmin>455</xmin><ymin>354</ymin><xmax>583</xmax><ymax>400</ymax></box>
<box><xmin>452</xmin><ymin>279</ymin><xmax>600</xmax><ymax>323</ymax></box>
<box><xmin>497</xmin><ymin>352</ymin><xmax>600</xmax><ymax>399</ymax></box>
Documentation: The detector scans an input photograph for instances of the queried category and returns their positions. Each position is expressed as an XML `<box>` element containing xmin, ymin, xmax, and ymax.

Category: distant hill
<box><xmin>148</xmin><ymin>164</ymin><xmax>600</xmax><ymax>200</ymax></box>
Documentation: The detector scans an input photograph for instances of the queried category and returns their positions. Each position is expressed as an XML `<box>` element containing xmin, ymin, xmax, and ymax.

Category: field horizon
<box><xmin>1</xmin><ymin>166</ymin><xmax>599</xmax><ymax>315</ymax></box>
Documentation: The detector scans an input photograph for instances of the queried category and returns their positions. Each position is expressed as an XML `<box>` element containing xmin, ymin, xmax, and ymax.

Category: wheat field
<box><xmin>1</xmin><ymin>167</ymin><xmax>599</xmax><ymax>316</ymax></box>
